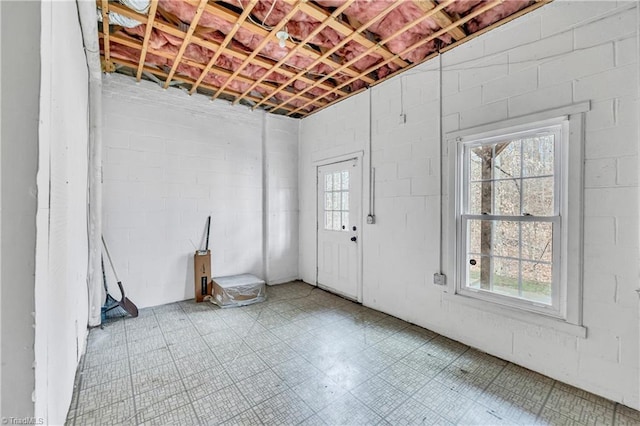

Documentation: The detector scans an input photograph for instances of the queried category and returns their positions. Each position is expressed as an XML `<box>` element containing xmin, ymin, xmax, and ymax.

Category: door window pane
<box><xmin>325</xmin><ymin>174</ymin><xmax>333</xmax><ymax>191</ymax></box>
<box><xmin>323</xmin><ymin>168</ymin><xmax>351</xmax><ymax>232</ymax></box>
<box><xmin>341</xmin><ymin>171</ymin><xmax>349</xmax><ymax>189</ymax></box>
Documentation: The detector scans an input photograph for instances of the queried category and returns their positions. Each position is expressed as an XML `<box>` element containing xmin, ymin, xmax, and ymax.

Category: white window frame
<box><xmin>458</xmin><ymin>123</ymin><xmax>564</xmax><ymax>317</ymax></box>
<box><xmin>445</xmin><ymin>103</ymin><xmax>589</xmax><ymax>335</ymax></box>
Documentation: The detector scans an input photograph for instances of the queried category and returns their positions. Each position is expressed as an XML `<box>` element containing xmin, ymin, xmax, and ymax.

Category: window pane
<box><xmin>333</xmin><ymin>212</ymin><xmax>341</xmax><ymax>231</ymax></box>
<box><xmin>333</xmin><ymin>193</ymin><xmax>341</xmax><ymax>212</ymax></box>
<box><xmin>333</xmin><ymin>172</ymin><xmax>341</xmax><ymax>191</ymax></box>
<box><xmin>522</xmin><ymin>222</ymin><xmax>553</xmax><ymax>263</ymax></box>
<box><xmin>467</xmin><ymin>219</ymin><xmax>495</xmax><ymax>257</ymax></box>
<box><xmin>341</xmin><ymin>170</ymin><xmax>349</xmax><ymax>190</ymax></box>
<box><xmin>470</xmin><ymin>150</ymin><xmax>483</xmax><ymax>181</ymax></box>
<box><xmin>325</xmin><ymin>174</ymin><xmax>333</xmax><ymax>191</ymax></box>
<box><xmin>342</xmin><ymin>212</ymin><xmax>349</xmax><ymax>231</ymax></box>
<box><xmin>494</xmin><ymin>179</ymin><xmax>521</xmax><ymax>215</ymax></box>
<box><xmin>325</xmin><ymin>192</ymin><xmax>333</xmax><ymax>211</ymax></box>
<box><xmin>522</xmin><ymin>135</ymin><xmax>554</xmax><ymax>177</ymax></box>
<box><xmin>325</xmin><ymin>211</ymin><xmax>332</xmax><ymax>230</ymax></box>
<box><xmin>492</xmin><ymin>257</ymin><xmax>520</xmax><ymax>298</ymax></box>
<box><xmin>493</xmin><ymin>221</ymin><xmax>520</xmax><ymax>258</ymax></box>
<box><xmin>493</xmin><ymin>140</ymin><xmax>521</xmax><ymax>179</ymax></box>
<box><xmin>468</xmin><ymin>219</ymin><xmax>482</xmax><ymax>254</ymax></box>
<box><xmin>522</xmin><ymin>177</ymin><xmax>554</xmax><ymax>216</ymax></box>
<box><xmin>469</xmin><ymin>181</ymin><xmax>492</xmax><ymax>214</ymax></box>
<box><xmin>521</xmin><ymin>260</ymin><xmax>552</xmax><ymax>305</ymax></box>
<box><xmin>342</xmin><ymin>192</ymin><xmax>349</xmax><ymax>211</ymax></box>
<box><xmin>466</xmin><ymin>255</ymin><xmax>489</xmax><ymax>290</ymax></box>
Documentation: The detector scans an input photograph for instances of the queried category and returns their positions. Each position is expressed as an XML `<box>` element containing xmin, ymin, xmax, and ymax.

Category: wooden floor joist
<box><xmin>100</xmin><ymin>0</ymin><xmax>111</xmax><ymax>66</ymax></box>
<box><xmin>182</xmin><ymin>0</ymin><xmax>374</xmax><ymax>84</ymax></box>
<box><xmin>211</xmin><ymin>1</ymin><xmax>306</xmax><ymax>101</ymax></box>
<box><xmin>413</xmin><ymin>0</ymin><xmax>467</xmax><ymax>41</ymax></box>
<box><xmin>136</xmin><ymin>0</ymin><xmax>159</xmax><ymax>81</ymax></box>
<box><xmin>281</xmin><ymin>0</ymin><xmax>409</xmax><ymax>69</ymax></box>
<box><xmin>99</xmin><ymin>0</ymin><xmax>552</xmax><ymax>118</ymax></box>
<box><xmin>106</xmin><ymin>33</ymin><xmax>328</xmax><ymax>109</ymax></box>
<box><xmin>107</xmin><ymin>2</ymin><xmax>348</xmax><ymax>95</ymax></box>
<box><xmin>109</xmin><ymin>56</ymin><xmax>295</xmax><ymax>112</ymax></box>
<box><xmin>287</xmin><ymin>0</ymin><xmax>503</xmax><ymax>116</ymax></box>
<box><xmin>278</xmin><ymin>0</ymin><xmax>459</xmax><ymax>113</ymax></box>
<box><xmin>232</xmin><ymin>0</ymin><xmax>356</xmax><ymax>107</ymax></box>
<box><xmin>162</xmin><ymin>0</ymin><xmax>209</xmax><ymax>89</ymax></box>
<box><xmin>189</xmin><ymin>0</ymin><xmax>259</xmax><ymax>95</ymax></box>
<box><xmin>250</xmin><ymin>0</ymin><xmax>407</xmax><ymax>111</ymax></box>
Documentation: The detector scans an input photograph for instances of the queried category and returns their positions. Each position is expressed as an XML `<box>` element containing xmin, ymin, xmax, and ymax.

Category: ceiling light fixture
<box><xmin>276</xmin><ymin>30</ymin><xmax>289</xmax><ymax>48</ymax></box>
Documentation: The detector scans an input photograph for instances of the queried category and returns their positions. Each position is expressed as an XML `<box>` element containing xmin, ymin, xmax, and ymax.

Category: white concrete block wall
<box><xmin>265</xmin><ymin>115</ymin><xmax>299</xmax><ymax>284</ymax></box>
<box><xmin>299</xmin><ymin>1</ymin><xmax>639</xmax><ymax>409</ymax></box>
<box><xmin>33</xmin><ymin>2</ymin><xmax>90</xmax><ymax>423</ymax></box>
<box><xmin>103</xmin><ymin>74</ymin><xmax>298</xmax><ymax>307</ymax></box>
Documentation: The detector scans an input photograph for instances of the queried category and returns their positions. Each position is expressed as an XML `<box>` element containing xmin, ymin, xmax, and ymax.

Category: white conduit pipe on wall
<box><xmin>77</xmin><ymin>0</ymin><xmax>103</xmax><ymax>327</ymax></box>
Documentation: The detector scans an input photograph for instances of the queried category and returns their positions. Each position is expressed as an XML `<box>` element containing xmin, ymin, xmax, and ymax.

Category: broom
<box><xmin>102</xmin><ymin>236</ymin><xmax>139</xmax><ymax>318</ymax></box>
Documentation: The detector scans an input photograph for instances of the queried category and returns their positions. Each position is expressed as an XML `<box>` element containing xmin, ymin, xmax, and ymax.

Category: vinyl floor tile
<box><xmin>66</xmin><ymin>281</ymin><xmax>638</xmax><ymax>426</ymax></box>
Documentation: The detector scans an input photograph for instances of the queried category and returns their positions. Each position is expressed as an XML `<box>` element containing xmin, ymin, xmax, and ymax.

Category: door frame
<box><xmin>314</xmin><ymin>151</ymin><xmax>364</xmax><ymax>302</ymax></box>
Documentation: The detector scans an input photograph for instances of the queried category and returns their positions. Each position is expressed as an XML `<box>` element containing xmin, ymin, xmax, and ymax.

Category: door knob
<box><xmin>350</xmin><ymin>236</ymin><xmax>357</xmax><ymax>242</ymax></box>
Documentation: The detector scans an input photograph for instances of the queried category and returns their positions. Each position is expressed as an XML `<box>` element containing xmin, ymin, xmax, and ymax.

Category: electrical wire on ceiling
<box><xmin>236</xmin><ymin>0</ymin><xmax>275</xmax><ymax>31</ymax></box>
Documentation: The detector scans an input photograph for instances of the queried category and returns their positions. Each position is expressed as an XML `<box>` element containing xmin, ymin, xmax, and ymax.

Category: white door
<box><xmin>317</xmin><ymin>159</ymin><xmax>361</xmax><ymax>300</ymax></box>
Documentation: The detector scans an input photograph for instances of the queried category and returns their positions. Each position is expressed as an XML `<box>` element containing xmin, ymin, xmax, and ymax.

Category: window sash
<box><xmin>459</xmin><ymin>215</ymin><xmax>562</xmax><ymax>316</ymax></box>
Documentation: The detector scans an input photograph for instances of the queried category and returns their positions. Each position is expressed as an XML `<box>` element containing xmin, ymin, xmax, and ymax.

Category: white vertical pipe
<box><xmin>77</xmin><ymin>0</ymin><xmax>103</xmax><ymax>327</ymax></box>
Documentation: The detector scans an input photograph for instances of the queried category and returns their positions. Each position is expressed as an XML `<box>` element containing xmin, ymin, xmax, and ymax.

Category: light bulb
<box><xmin>276</xmin><ymin>30</ymin><xmax>288</xmax><ymax>48</ymax></box>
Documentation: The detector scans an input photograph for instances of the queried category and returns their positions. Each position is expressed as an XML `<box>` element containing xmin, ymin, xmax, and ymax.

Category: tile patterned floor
<box><xmin>66</xmin><ymin>281</ymin><xmax>638</xmax><ymax>425</ymax></box>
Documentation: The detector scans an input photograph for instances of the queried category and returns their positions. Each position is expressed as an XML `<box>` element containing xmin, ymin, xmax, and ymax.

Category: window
<box><xmin>458</xmin><ymin>122</ymin><xmax>565</xmax><ymax>317</ymax></box>
<box><xmin>324</xmin><ymin>169</ymin><xmax>350</xmax><ymax>231</ymax></box>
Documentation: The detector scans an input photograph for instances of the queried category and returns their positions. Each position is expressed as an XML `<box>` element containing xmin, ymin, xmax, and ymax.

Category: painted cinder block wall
<box><xmin>33</xmin><ymin>1</ymin><xmax>91</xmax><ymax>423</ymax></box>
<box><xmin>102</xmin><ymin>74</ymin><xmax>298</xmax><ymax>308</ymax></box>
<box><xmin>299</xmin><ymin>1</ymin><xmax>639</xmax><ymax>408</ymax></box>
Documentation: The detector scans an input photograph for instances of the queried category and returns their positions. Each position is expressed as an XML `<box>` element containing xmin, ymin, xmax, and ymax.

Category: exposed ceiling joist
<box><xmin>250</xmin><ymin>0</ymin><xmax>406</xmax><ymax>111</ymax></box>
<box><xmin>182</xmin><ymin>0</ymin><xmax>374</xmax><ymax>84</ymax></box>
<box><xmin>281</xmin><ymin>0</ymin><xmax>461</xmax><ymax>113</ymax></box>
<box><xmin>281</xmin><ymin>0</ymin><xmax>409</xmax><ymax>69</ymax></box>
<box><xmin>211</xmin><ymin>1</ymin><xmax>306</xmax><ymax>101</ymax></box>
<box><xmin>100</xmin><ymin>0</ymin><xmax>111</xmax><ymax>66</ymax></box>
<box><xmin>413</xmin><ymin>0</ymin><xmax>466</xmax><ymax>40</ymax></box>
<box><xmin>287</xmin><ymin>0</ymin><xmax>503</xmax><ymax>115</ymax></box>
<box><xmin>111</xmin><ymin>57</ymin><xmax>292</xmax><ymax>112</ymax></box>
<box><xmin>136</xmin><ymin>0</ymin><xmax>159</xmax><ymax>81</ymax></box>
<box><xmin>232</xmin><ymin>0</ymin><xmax>356</xmax><ymax>107</ymax></box>
<box><xmin>106</xmin><ymin>2</ymin><xmax>347</xmax><ymax>95</ymax></box>
<box><xmin>305</xmin><ymin>0</ymin><xmax>553</xmax><ymax>118</ymax></box>
<box><xmin>189</xmin><ymin>0</ymin><xmax>259</xmax><ymax>95</ymax></box>
<box><xmin>105</xmin><ymin>33</ymin><xmax>328</xmax><ymax>108</ymax></box>
<box><xmin>163</xmin><ymin>0</ymin><xmax>209</xmax><ymax>88</ymax></box>
<box><xmin>99</xmin><ymin>0</ymin><xmax>552</xmax><ymax>118</ymax></box>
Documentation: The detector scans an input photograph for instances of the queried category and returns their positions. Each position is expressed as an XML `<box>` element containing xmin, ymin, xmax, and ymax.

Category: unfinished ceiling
<box><xmin>98</xmin><ymin>0</ymin><xmax>550</xmax><ymax>118</ymax></box>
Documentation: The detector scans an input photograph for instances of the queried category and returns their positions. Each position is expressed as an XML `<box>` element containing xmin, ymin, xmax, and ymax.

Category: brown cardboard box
<box><xmin>194</xmin><ymin>250</ymin><xmax>212</xmax><ymax>302</ymax></box>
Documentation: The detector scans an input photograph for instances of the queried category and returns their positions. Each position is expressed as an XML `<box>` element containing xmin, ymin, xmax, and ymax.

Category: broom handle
<box><xmin>102</xmin><ymin>236</ymin><xmax>120</xmax><ymax>283</ymax></box>
<box><xmin>205</xmin><ymin>216</ymin><xmax>211</xmax><ymax>251</ymax></box>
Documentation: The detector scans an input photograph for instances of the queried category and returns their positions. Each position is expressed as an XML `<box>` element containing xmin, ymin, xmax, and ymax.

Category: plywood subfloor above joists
<box><xmin>99</xmin><ymin>0</ymin><xmax>552</xmax><ymax>118</ymax></box>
